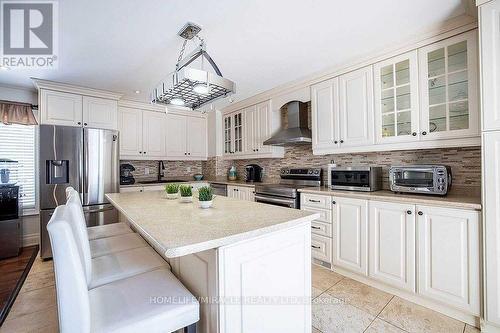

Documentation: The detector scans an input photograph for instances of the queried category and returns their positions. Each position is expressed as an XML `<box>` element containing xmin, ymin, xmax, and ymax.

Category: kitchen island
<box><xmin>106</xmin><ymin>190</ymin><xmax>319</xmax><ymax>333</ymax></box>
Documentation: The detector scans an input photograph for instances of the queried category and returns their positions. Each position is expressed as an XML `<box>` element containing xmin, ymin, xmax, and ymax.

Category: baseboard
<box><xmin>482</xmin><ymin>321</ymin><xmax>500</xmax><ymax>333</ymax></box>
<box><xmin>22</xmin><ymin>233</ymin><xmax>39</xmax><ymax>247</ymax></box>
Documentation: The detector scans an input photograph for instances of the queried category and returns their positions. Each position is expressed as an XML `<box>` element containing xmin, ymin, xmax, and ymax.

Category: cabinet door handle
<box><xmin>332</xmin><ymin>200</ymin><xmax>336</xmax><ymax>204</ymax></box>
<box><xmin>334</xmin><ymin>140</ymin><xmax>338</xmax><ymax>144</ymax></box>
<box><xmin>188</xmin><ymin>152</ymin><xmax>191</xmax><ymax>155</ymax></box>
<box><xmin>340</xmin><ymin>140</ymin><xmax>344</xmax><ymax>143</ymax></box>
<box><xmin>418</xmin><ymin>211</ymin><xmax>423</xmax><ymax>216</ymax></box>
<box><xmin>422</xmin><ymin>131</ymin><xmax>427</xmax><ymax>136</ymax></box>
<box><xmin>412</xmin><ymin>132</ymin><xmax>417</xmax><ymax>136</ymax></box>
<box><xmin>311</xmin><ymin>245</ymin><xmax>321</xmax><ymax>249</ymax></box>
<box><xmin>311</xmin><ymin>226</ymin><xmax>321</xmax><ymax>230</ymax></box>
<box><xmin>139</xmin><ymin>151</ymin><xmax>142</xmax><ymax>154</ymax></box>
<box><xmin>406</xmin><ymin>210</ymin><xmax>412</xmax><ymax>215</ymax></box>
<box><xmin>184</xmin><ymin>152</ymin><xmax>187</xmax><ymax>155</ymax></box>
<box><xmin>309</xmin><ymin>199</ymin><xmax>320</xmax><ymax>203</ymax></box>
<box><xmin>84</xmin><ymin>123</ymin><xmax>88</xmax><ymax>126</ymax></box>
<box><xmin>77</xmin><ymin>122</ymin><xmax>82</xmax><ymax>125</ymax></box>
<box><xmin>144</xmin><ymin>152</ymin><xmax>146</xmax><ymax>154</ymax></box>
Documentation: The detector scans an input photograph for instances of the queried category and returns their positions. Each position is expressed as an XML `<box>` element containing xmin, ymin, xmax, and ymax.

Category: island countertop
<box><xmin>106</xmin><ymin>191</ymin><xmax>319</xmax><ymax>258</ymax></box>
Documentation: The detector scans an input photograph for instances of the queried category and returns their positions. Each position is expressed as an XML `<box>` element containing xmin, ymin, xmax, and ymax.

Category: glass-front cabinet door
<box><xmin>418</xmin><ymin>30</ymin><xmax>479</xmax><ymax>140</ymax></box>
<box><xmin>374</xmin><ymin>51</ymin><xmax>419</xmax><ymax>143</ymax></box>
<box><xmin>232</xmin><ymin>112</ymin><xmax>244</xmax><ymax>154</ymax></box>
<box><xmin>223</xmin><ymin>114</ymin><xmax>232</xmax><ymax>155</ymax></box>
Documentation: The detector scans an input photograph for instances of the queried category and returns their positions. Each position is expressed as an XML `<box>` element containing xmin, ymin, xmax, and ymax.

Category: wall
<box><xmin>203</xmin><ymin>145</ymin><xmax>482</xmax><ymax>194</ymax></box>
<box><xmin>121</xmin><ymin>159</ymin><xmax>203</xmax><ymax>182</ymax></box>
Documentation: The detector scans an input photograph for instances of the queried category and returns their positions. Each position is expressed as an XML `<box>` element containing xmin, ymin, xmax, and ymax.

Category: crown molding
<box><xmin>222</xmin><ymin>14</ymin><xmax>478</xmax><ymax>113</ymax></box>
<box><xmin>118</xmin><ymin>99</ymin><xmax>167</xmax><ymax>113</ymax></box>
<box><xmin>31</xmin><ymin>78</ymin><xmax>123</xmax><ymax>100</ymax></box>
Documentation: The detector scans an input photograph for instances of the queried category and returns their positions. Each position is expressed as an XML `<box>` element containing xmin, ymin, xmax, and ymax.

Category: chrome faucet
<box><xmin>158</xmin><ymin>160</ymin><xmax>165</xmax><ymax>181</ymax></box>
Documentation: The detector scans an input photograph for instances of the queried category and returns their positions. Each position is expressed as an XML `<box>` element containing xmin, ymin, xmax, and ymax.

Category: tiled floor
<box><xmin>0</xmin><ymin>257</ymin><xmax>481</xmax><ymax>333</ymax></box>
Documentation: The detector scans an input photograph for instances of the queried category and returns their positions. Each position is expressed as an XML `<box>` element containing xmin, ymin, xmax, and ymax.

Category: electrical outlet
<box><xmin>187</xmin><ymin>166</ymin><xmax>192</xmax><ymax>173</ymax></box>
<box><xmin>145</xmin><ymin>167</ymin><xmax>150</xmax><ymax>175</ymax></box>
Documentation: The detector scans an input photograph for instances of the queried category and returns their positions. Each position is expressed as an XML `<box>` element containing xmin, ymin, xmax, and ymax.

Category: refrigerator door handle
<box><xmin>84</xmin><ymin>206</ymin><xmax>115</xmax><ymax>214</ymax></box>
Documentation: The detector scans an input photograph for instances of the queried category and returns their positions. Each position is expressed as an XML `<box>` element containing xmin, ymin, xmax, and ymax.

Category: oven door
<box><xmin>391</xmin><ymin>168</ymin><xmax>435</xmax><ymax>190</ymax></box>
<box><xmin>331</xmin><ymin>170</ymin><xmax>370</xmax><ymax>190</ymax></box>
<box><xmin>255</xmin><ymin>193</ymin><xmax>297</xmax><ymax>209</ymax></box>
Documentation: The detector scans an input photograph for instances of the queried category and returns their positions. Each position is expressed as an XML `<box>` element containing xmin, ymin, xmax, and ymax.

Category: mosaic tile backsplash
<box><xmin>202</xmin><ymin>145</ymin><xmax>481</xmax><ymax>192</ymax></box>
<box><xmin>121</xmin><ymin>160</ymin><xmax>203</xmax><ymax>182</ymax></box>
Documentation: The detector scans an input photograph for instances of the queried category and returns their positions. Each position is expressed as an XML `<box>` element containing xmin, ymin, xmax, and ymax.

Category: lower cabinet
<box><xmin>227</xmin><ymin>185</ymin><xmax>255</xmax><ymax>201</ymax></box>
<box><xmin>332</xmin><ymin>197</ymin><xmax>368</xmax><ymax>275</ymax></box>
<box><xmin>369</xmin><ymin>201</ymin><xmax>415</xmax><ymax>292</ymax></box>
<box><xmin>416</xmin><ymin>205</ymin><xmax>480</xmax><ymax>315</ymax></box>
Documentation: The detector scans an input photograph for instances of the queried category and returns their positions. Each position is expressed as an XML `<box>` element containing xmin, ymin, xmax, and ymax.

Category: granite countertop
<box><xmin>106</xmin><ymin>191</ymin><xmax>319</xmax><ymax>258</ymax></box>
<box><xmin>120</xmin><ymin>177</ymin><xmax>263</xmax><ymax>188</ymax></box>
<box><xmin>298</xmin><ymin>187</ymin><xmax>482</xmax><ymax>210</ymax></box>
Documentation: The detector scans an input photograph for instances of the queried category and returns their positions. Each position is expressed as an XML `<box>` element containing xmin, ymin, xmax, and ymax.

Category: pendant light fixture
<box><xmin>152</xmin><ymin>22</ymin><xmax>235</xmax><ymax>110</ymax></box>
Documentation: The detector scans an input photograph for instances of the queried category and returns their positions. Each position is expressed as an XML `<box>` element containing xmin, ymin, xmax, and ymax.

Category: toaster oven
<box><xmin>389</xmin><ymin>165</ymin><xmax>452</xmax><ymax>195</ymax></box>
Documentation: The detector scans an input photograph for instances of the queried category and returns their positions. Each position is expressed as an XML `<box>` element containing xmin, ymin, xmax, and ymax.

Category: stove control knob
<box><xmin>281</xmin><ymin>170</ymin><xmax>285</xmax><ymax>174</ymax></box>
<box><xmin>308</xmin><ymin>170</ymin><xmax>313</xmax><ymax>174</ymax></box>
<box><xmin>438</xmin><ymin>178</ymin><xmax>445</xmax><ymax>184</ymax></box>
<box><xmin>314</xmin><ymin>170</ymin><xmax>319</xmax><ymax>174</ymax></box>
<box><xmin>286</xmin><ymin>170</ymin><xmax>290</xmax><ymax>174</ymax></box>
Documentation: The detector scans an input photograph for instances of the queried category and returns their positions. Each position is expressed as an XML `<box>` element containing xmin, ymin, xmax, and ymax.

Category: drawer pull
<box><xmin>309</xmin><ymin>199</ymin><xmax>321</xmax><ymax>203</ymax></box>
<box><xmin>311</xmin><ymin>226</ymin><xmax>321</xmax><ymax>229</ymax></box>
<box><xmin>311</xmin><ymin>245</ymin><xmax>321</xmax><ymax>249</ymax></box>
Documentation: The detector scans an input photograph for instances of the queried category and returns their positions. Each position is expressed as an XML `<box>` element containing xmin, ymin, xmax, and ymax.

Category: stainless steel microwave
<box><xmin>389</xmin><ymin>165</ymin><xmax>452</xmax><ymax>196</ymax></box>
<box><xmin>327</xmin><ymin>166</ymin><xmax>382</xmax><ymax>192</ymax></box>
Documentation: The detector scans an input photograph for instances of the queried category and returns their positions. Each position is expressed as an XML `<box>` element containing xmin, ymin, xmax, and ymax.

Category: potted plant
<box><xmin>165</xmin><ymin>183</ymin><xmax>179</xmax><ymax>199</ymax></box>
<box><xmin>198</xmin><ymin>186</ymin><xmax>214</xmax><ymax>209</ymax></box>
<box><xmin>179</xmin><ymin>185</ymin><xmax>193</xmax><ymax>203</ymax></box>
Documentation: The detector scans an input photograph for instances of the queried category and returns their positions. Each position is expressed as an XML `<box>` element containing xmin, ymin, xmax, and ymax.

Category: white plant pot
<box><xmin>180</xmin><ymin>196</ymin><xmax>193</xmax><ymax>203</ymax></box>
<box><xmin>199</xmin><ymin>200</ymin><xmax>213</xmax><ymax>209</ymax></box>
<box><xmin>165</xmin><ymin>192</ymin><xmax>178</xmax><ymax>200</ymax></box>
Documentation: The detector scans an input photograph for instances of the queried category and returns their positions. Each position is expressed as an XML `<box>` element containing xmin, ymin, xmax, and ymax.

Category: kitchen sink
<box><xmin>138</xmin><ymin>179</ymin><xmax>186</xmax><ymax>184</ymax></box>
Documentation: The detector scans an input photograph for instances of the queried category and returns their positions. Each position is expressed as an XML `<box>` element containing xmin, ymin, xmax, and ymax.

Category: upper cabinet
<box><xmin>166</xmin><ymin>112</ymin><xmax>207</xmax><ymax>160</ymax></box>
<box><xmin>222</xmin><ymin>100</ymin><xmax>284</xmax><ymax>159</ymax></box>
<box><xmin>374</xmin><ymin>51</ymin><xmax>420</xmax><ymax>144</ymax></box>
<box><xmin>35</xmin><ymin>79</ymin><xmax>122</xmax><ymax>130</ymax></box>
<box><xmin>418</xmin><ymin>30</ymin><xmax>479</xmax><ymax>140</ymax></box>
<box><xmin>479</xmin><ymin>1</ymin><xmax>500</xmax><ymax>131</ymax></box>
<box><xmin>311</xmin><ymin>30</ymin><xmax>480</xmax><ymax>155</ymax></box>
<box><xmin>118</xmin><ymin>106</ymin><xmax>143</xmax><ymax>156</ymax></box>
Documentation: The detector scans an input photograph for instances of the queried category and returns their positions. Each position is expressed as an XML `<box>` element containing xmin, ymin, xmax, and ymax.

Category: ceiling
<box><xmin>0</xmin><ymin>0</ymin><xmax>469</xmax><ymax>108</ymax></box>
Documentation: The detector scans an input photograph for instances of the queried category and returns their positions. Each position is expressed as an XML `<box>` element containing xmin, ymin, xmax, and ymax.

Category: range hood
<box><xmin>263</xmin><ymin>101</ymin><xmax>311</xmax><ymax>146</ymax></box>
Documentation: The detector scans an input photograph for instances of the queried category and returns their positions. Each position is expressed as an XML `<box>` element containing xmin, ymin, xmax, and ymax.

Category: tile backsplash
<box><xmin>121</xmin><ymin>160</ymin><xmax>203</xmax><ymax>182</ymax></box>
<box><xmin>202</xmin><ymin>145</ymin><xmax>481</xmax><ymax>192</ymax></box>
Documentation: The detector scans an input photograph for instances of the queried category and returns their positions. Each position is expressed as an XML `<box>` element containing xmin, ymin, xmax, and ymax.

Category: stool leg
<box><xmin>184</xmin><ymin>323</ymin><xmax>196</xmax><ymax>333</ymax></box>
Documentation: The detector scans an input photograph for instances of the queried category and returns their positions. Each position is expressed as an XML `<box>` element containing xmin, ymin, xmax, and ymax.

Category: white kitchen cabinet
<box><xmin>482</xmin><ymin>131</ymin><xmax>500</xmax><ymax>324</ymax></box>
<box><xmin>82</xmin><ymin>96</ymin><xmax>118</xmax><ymax>130</ymax></box>
<box><xmin>479</xmin><ymin>1</ymin><xmax>500</xmax><ymax>131</ymax></box>
<box><xmin>187</xmin><ymin>116</ymin><xmax>208</xmax><ymax>159</ymax></box>
<box><xmin>223</xmin><ymin>111</ymin><xmax>244</xmax><ymax>156</ymax></box>
<box><xmin>332</xmin><ymin>197</ymin><xmax>368</xmax><ymax>275</ymax></box>
<box><xmin>227</xmin><ymin>185</ymin><xmax>254</xmax><ymax>201</ymax></box>
<box><xmin>311</xmin><ymin>78</ymin><xmax>338</xmax><ymax>150</ymax></box>
<box><xmin>40</xmin><ymin>90</ymin><xmax>83</xmax><ymax>127</ymax></box>
<box><xmin>311</xmin><ymin>234</ymin><xmax>332</xmax><ymax>264</ymax></box>
<box><xmin>374</xmin><ymin>51</ymin><xmax>420</xmax><ymax>144</ymax></box>
<box><xmin>369</xmin><ymin>201</ymin><xmax>415</xmax><ymax>292</ymax></box>
<box><xmin>416</xmin><ymin>205</ymin><xmax>480</xmax><ymax>314</ymax></box>
<box><xmin>245</xmin><ymin>105</ymin><xmax>259</xmax><ymax>153</ymax></box>
<box><xmin>255</xmin><ymin>100</ymin><xmax>272</xmax><ymax>153</ymax></box>
<box><xmin>338</xmin><ymin>66</ymin><xmax>374</xmax><ymax>148</ymax></box>
<box><xmin>118</xmin><ymin>107</ymin><xmax>143</xmax><ymax>156</ymax></box>
<box><xmin>166</xmin><ymin>112</ymin><xmax>207</xmax><ymax>160</ymax></box>
<box><xmin>418</xmin><ymin>30</ymin><xmax>479</xmax><ymax>140</ymax></box>
<box><xmin>142</xmin><ymin>110</ymin><xmax>167</xmax><ymax>158</ymax></box>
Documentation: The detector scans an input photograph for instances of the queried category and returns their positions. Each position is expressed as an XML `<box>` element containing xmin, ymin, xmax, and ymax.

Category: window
<box><xmin>0</xmin><ymin>123</ymin><xmax>37</xmax><ymax>213</ymax></box>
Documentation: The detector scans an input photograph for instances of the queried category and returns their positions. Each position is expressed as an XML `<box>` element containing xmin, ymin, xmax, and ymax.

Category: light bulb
<box><xmin>193</xmin><ymin>83</ymin><xmax>209</xmax><ymax>95</ymax></box>
<box><xmin>170</xmin><ymin>97</ymin><xmax>185</xmax><ymax>106</ymax></box>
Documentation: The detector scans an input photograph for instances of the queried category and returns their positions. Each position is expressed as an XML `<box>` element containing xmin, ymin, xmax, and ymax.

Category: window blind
<box><xmin>0</xmin><ymin>123</ymin><xmax>36</xmax><ymax>211</ymax></box>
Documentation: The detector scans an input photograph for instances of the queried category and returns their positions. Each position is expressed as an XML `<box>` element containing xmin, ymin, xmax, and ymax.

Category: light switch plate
<box><xmin>187</xmin><ymin>167</ymin><xmax>192</xmax><ymax>172</ymax></box>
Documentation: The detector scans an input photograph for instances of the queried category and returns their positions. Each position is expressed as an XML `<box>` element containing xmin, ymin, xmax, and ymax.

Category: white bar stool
<box><xmin>47</xmin><ymin>205</ymin><xmax>199</xmax><ymax>333</ymax></box>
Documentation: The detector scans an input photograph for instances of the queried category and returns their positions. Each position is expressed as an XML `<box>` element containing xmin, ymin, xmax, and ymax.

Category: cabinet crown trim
<box><xmin>119</xmin><ymin>99</ymin><xmax>167</xmax><ymax>113</ymax></box>
<box><xmin>32</xmin><ymin>78</ymin><xmax>123</xmax><ymax>100</ymax></box>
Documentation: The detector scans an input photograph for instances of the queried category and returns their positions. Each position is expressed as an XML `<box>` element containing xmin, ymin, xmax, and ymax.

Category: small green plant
<box><xmin>179</xmin><ymin>185</ymin><xmax>192</xmax><ymax>197</ymax></box>
<box><xmin>198</xmin><ymin>186</ymin><xmax>213</xmax><ymax>201</ymax></box>
<box><xmin>165</xmin><ymin>183</ymin><xmax>179</xmax><ymax>194</ymax></box>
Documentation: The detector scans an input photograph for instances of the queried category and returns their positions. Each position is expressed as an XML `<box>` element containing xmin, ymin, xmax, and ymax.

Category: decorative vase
<box><xmin>166</xmin><ymin>192</ymin><xmax>178</xmax><ymax>200</ymax></box>
<box><xmin>180</xmin><ymin>196</ymin><xmax>193</xmax><ymax>203</ymax></box>
<box><xmin>199</xmin><ymin>200</ymin><xmax>213</xmax><ymax>209</ymax></box>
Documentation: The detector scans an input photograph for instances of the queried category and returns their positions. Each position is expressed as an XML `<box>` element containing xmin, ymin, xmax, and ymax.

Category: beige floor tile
<box><xmin>464</xmin><ymin>324</ymin><xmax>480</xmax><ymax>333</ymax></box>
<box><xmin>312</xmin><ymin>327</ymin><xmax>322</xmax><ymax>333</ymax></box>
<box><xmin>312</xmin><ymin>286</ymin><xmax>324</xmax><ymax>298</ymax></box>
<box><xmin>7</xmin><ymin>286</ymin><xmax>57</xmax><ymax>320</ymax></box>
<box><xmin>326</xmin><ymin>277</ymin><xmax>393</xmax><ymax>316</ymax></box>
<box><xmin>379</xmin><ymin>297</ymin><xmax>465</xmax><ymax>333</ymax></box>
<box><xmin>20</xmin><ymin>269</ymin><xmax>55</xmax><ymax>294</ymax></box>
<box><xmin>365</xmin><ymin>318</ymin><xmax>407</xmax><ymax>333</ymax></box>
<box><xmin>312</xmin><ymin>293</ymin><xmax>374</xmax><ymax>333</ymax></box>
<box><xmin>0</xmin><ymin>306</ymin><xmax>58</xmax><ymax>333</ymax></box>
<box><xmin>312</xmin><ymin>264</ymin><xmax>343</xmax><ymax>293</ymax></box>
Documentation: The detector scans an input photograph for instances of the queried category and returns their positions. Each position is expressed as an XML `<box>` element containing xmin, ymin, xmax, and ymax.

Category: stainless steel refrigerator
<box><xmin>39</xmin><ymin>125</ymin><xmax>119</xmax><ymax>259</ymax></box>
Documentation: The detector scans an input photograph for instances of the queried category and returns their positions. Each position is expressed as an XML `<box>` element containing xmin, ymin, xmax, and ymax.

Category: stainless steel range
<box><xmin>255</xmin><ymin>168</ymin><xmax>322</xmax><ymax>209</ymax></box>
